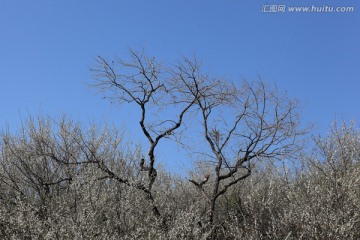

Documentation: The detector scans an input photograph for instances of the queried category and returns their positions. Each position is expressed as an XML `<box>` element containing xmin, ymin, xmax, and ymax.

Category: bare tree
<box><xmin>90</xmin><ymin>50</ymin><xmax>204</xmax><ymax>227</ymax></box>
<box><xmin>91</xmin><ymin>50</ymin><xmax>305</xmax><ymax>238</ymax></box>
<box><xmin>179</xmin><ymin>73</ymin><xmax>305</xmax><ymax>237</ymax></box>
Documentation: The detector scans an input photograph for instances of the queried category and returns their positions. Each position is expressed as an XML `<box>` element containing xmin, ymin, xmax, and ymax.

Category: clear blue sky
<box><xmin>0</xmin><ymin>1</ymin><xmax>359</xmax><ymax>172</ymax></box>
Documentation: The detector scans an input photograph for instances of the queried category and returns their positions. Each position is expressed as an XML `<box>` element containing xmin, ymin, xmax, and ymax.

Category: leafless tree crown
<box><xmin>89</xmin><ymin>50</ymin><xmax>306</xmax><ymax>237</ymax></box>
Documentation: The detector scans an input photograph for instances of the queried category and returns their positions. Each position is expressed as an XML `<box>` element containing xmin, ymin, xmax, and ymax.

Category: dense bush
<box><xmin>0</xmin><ymin>118</ymin><xmax>359</xmax><ymax>239</ymax></box>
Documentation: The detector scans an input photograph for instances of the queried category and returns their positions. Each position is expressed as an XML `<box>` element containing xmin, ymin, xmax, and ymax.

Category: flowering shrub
<box><xmin>0</xmin><ymin>117</ymin><xmax>359</xmax><ymax>239</ymax></box>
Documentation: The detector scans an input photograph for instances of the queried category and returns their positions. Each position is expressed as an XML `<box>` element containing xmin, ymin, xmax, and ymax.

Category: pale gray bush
<box><xmin>1</xmin><ymin>117</ymin><xmax>359</xmax><ymax>239</ymax></box>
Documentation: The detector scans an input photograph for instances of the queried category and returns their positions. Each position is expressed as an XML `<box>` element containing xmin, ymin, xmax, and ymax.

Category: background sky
<box><xmin>0</xmin><ymin>0</ymin><xmax>359</xmax><ymax>173</ymax></box>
